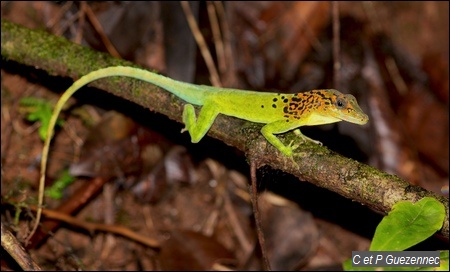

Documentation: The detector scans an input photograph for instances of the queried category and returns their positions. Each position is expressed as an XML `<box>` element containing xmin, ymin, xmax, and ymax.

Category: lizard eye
<box><xmin>336</xmin><ymin>98</ymin><xmax>346</xmax><ymax>108</ymax></box>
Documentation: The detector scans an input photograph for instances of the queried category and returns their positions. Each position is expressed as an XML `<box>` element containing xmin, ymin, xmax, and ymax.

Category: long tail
<box><xmin>26</xmin><ymin>66</ymin><xmax>207</xmax><ymax>243</ymax></box>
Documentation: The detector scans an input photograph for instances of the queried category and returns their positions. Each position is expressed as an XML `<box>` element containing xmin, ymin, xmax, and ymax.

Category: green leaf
<box><xmin>435</xmin><ymin>251</ymin><xmax>449</xmax><ymax>271</ymax></box>
<box><xmin>370</xmin><ymin>197</ymin><xmax>445</xmax><ymax>251</ymax></box>
<box><xmin>45</xmin><ymin>169</ymin><xmax>75</xmax><ymax>199</ymax></box>
<box><xmin>20</xmin><ymin>97</ymin><xmax>64</xmax><ymax>141</ymax></box>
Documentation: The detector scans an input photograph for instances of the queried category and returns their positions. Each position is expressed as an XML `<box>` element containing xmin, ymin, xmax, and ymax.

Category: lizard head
<box><xmin>323</xmin><ymin>89</ymin><xmax>369</xmax><ymax>125</ymax></box>
<box><xmin>286</xmin><ymin>89</ymin><xmax>369</xmax><ymax>126</ymax></box>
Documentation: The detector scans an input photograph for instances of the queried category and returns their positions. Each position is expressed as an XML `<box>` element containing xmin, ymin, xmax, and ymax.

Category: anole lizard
<box><xmin>27</xmin><ymin>66</ymin><xmax>369</xmax><ymax>242</ymax></box>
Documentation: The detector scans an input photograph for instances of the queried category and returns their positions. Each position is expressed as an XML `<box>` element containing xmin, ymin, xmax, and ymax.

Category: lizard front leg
<box><xmin>261</xmin><ymin>120</ymin><xmax>304</xmax><ymax>157</ymax></box>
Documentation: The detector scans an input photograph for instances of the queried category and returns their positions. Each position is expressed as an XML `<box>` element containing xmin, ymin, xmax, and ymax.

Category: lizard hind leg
<box><xmin>181</xmin><ymin>103</ymin><xmax>219</xmax><ymax>143</ymax></box>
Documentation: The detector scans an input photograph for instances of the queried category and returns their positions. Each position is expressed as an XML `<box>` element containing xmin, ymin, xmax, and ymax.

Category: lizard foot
<box><xmin>293</xmin><ymin>130</ymin><xmax>323</xmax><ymax>146</ymax></box>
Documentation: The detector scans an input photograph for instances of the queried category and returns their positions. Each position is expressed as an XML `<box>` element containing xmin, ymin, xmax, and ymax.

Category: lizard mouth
<box><xmin>348</xmin><ymin>113</ymin><xmax>369</xmax><ymax>125</ymax></box>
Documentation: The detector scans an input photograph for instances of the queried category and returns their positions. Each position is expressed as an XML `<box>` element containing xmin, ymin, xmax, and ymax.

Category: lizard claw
<box><xmin>280</xmin><ymin>140</ymin><xmax>299</xmax><ymax>157</ymax></box>
<box><xmin>288</xmin><ymin>140</ymin><xmax>300</xmax><ymax>151</ymax></box>
<box><xmin>293</xmin><ymin>130</ymin><xmax>322</xmax><ymax>146</ymax></box>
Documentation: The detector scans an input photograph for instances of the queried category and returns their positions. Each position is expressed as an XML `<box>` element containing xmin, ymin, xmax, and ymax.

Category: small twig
<box><xmin>52</xmin><ymin>4</ymin><xmax>81</xmax><ymax>37</ymax></box>
<box><xmin>47</xmin><ymin>1</ymin><xmax>74</xmax><ymax>32</ymax></box>
<box><xmin>1</xmin><ymin>222</ymin><xmax>42</xmax><ymax>271</ymax></box>
<box><xmin>99</xmin><ymin>183</ymin><xmax>117</xmax><ymax>261</ymax></box>
<box><xmin>12</xmin><ymin>120</ymin><xmax>40</xmax><ymax>136</ymax></box>
<box><xmin>81</xmin><ymin>2</ymin><xmax>121</xmax><ymax>58</ymax></box>
<box><xmin>223</xmin><ymin>190</ymin><xmax>254</xmax><ymax>255</ymax></box>
<box><xmin>213</xmin><ymin>2</ymin><xmax>237</xmax><ymax>86</ymax></box>
<box><xmin>203</xmin><ymin>160</ymin><xmax>226</xmax><ymax>236</ymax></box>
<box><xmin>384</xmin><ymin>57</ymin><xmax>408</xmax><ymax>95</ymax></box>
<box><xmin>74</xmin><ymin>2</ymin><xmax>86</xmax><ymax>44</ymax></box>
<box><xmin>250</xmin><ymin>161</ymin><xmax>271</xmax><ymax>270</ymax></box>
<box><xmin>25</xmin><ymin>177</ymin><xmax>110</xmax><ymax>248</ymax></box>
<box><xmin>23</xmin><ymin>203</ymin><xmax>160</xmax><ymax>248</ymax></box>
<box><xmin>204</xmin><ymin>159</ymin><xmax>254</xmax><ymax>255</ymax></box>
<box><xmin>332</xmin><ymin>1</ymin><xmax>341</xmax><ymax>89</ymax></box>
<box><xmin>180</xmin><ymin>1</ymin><xmax>222</xmax><ymax>87</ymax></box>
<box><xmin>206</xmin><ymin>1</ymin><xmax>226</xmax><ymax>76</ymax></box>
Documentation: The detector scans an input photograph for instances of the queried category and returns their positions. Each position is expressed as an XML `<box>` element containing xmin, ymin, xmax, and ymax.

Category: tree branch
<box><xmin>1</xmin><ymin>19</ymin><xmax>447</xmax><ymax>240</ymax></box>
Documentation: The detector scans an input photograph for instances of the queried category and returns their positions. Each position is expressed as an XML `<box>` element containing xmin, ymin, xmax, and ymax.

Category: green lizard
<box><xmin>27</xmin><ymin>66</ymin><xmax>369</xmax><ymax>242</ymax></box>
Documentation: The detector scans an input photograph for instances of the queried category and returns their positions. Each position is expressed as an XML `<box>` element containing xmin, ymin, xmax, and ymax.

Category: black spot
<box><xmin>272</xmin><ymin>104</ymin><xmax>277</xmax><ymax>108</ymax></box>
<box><xmin>261</xmin><ymin>105</ymin><xmax>264</xmax><ymax>108</ymax></box>
<box><xmin>273</xmin><ymin>98</ymin><xmax>278</xmax><ymax>102</ymax></box>
<box><xmin>317</xmin><ymin>91</ymin><xmax>326</xmax><ymax>99</ymax></box>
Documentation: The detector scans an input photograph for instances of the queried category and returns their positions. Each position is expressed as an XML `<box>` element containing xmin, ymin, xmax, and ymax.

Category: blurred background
<box><xmin>1</xmin><ymin>2</ymin><xmax>448</xmax><ymax>270</ymax></box>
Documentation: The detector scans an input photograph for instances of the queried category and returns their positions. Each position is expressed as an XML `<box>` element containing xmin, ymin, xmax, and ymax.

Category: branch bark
<box><xmin>1</xmin><ymin>19</ymin><xmax>448</xmax><ymax>240</ymax></box>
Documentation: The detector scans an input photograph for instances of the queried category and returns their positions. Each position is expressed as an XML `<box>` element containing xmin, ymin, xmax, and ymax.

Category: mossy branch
<box><xmin>2</xmin><ymin>19</ymin><xmax>447</xmax><ymax>240</ymax></box>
